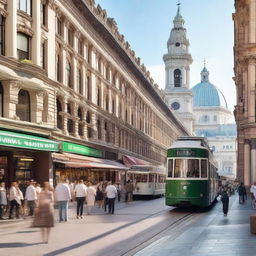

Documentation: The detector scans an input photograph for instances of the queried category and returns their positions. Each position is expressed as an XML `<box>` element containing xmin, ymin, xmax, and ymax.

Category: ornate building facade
<box><xmin>163</xmin><ymin>6</ymin><xmax>194</xmax><ymax>134</ymax></box>
<box><xmin>0</xmin><ymin>0</ymin><xmax>188</xmax><ymax>186</ymax></box>
<box><xmin>234</xmin><ymin>0</ymin><xmax>256</xmax><ymax>185</ymax></box>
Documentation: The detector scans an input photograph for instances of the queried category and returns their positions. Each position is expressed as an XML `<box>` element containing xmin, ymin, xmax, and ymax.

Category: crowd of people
<box><xmin>0</xmin><ymin>179</ymin><xmax>135</xmax><ymax>243</ymax></box>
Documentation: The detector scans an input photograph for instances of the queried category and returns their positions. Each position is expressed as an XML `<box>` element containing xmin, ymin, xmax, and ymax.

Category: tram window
<box><xmin>201</xmin><ymin>160</ymin><xmax>208</xmax><ymax>178</ymax></box>
<box><xmin>159</xmin><ymin>175</ymin><xmax>165</xmax><ymax>183</ymax></box>
<box><xmin>168</xmin><ymin>159</ymin><xmax>173</xmax><ymax>177</ymax></box>
<box><xmin>174</xmin><ymin>159</ymin><xmax>185</xmax><ymax>178</ymax></box>
<box><xmin>149</xmin><ymin>174</ymin><xmax>154</xmax><ymax>182</ymax></box>
<box><xmin>134</xmin><ymin>174</ymin><xmax>147</xmax><ymax>183</ymax></box>
<box><xmin>187</xmin><ymin>159</ymin><xmax>199</xmax><ymax>178</ymax></box>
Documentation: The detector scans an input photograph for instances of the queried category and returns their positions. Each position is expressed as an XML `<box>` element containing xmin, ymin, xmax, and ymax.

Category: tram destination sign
<box><xmin>62</xmin><ymin>142</ymin><xmax>103</xmax><ymax>158</ymax></box>
<box><xmin>0</xmin><ymin>130</ymin><xmax>59</xmax><ymax>151</ymax></box>
<box><xmin>168</xmin><ymin>148</ymin><xmax>208</xmax><ymax>158</ymax></box>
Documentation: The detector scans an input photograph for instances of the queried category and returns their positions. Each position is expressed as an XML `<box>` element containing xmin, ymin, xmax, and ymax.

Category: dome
<box><xmin>192</xmin><ymin>67</ymin><xmax>228</xmax><ymax>109</ymax></box>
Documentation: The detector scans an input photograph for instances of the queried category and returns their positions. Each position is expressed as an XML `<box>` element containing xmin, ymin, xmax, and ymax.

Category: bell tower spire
<box><xmin>163</xmin><ymin>3</ymin><xmax>194</xmax><ymax>134</ymax></box>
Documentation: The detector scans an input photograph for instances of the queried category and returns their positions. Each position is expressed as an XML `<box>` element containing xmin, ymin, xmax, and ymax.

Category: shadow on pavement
<box><xmin>0</xmin><ymin>242</ymin><xmax>43</xmax><ymax>248</ymax></box>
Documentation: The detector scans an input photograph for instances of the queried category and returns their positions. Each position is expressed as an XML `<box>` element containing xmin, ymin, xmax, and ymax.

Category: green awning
<box><xmin>0</xmin><ymin>130</ymin><xmax>59</xmax><ymax>151</ymax></box>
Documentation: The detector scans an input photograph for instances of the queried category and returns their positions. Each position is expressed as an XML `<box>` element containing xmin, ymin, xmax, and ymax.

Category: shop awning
<box><xmin>122</xmin><ymin>155</ymin><xmax>152</xmax><ymax>167</ymax></box>
<box><xmin>52</xmin><ymin>152</ymin><xmax>129</xmax><ymax>170</ymax></box>
<box><xmin>0</xmin><ymin>130</ymin><xmax>59</xmax><ymax>151</ymax></box>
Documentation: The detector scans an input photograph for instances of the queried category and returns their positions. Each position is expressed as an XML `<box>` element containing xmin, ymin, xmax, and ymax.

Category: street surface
<box><xmin>0</xmin><ymin>195</ymin><xmax>255</xmax><ymax>256</ymax></box>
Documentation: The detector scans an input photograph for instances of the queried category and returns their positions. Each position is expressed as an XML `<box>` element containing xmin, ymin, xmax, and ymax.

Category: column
<box><xmin>248</xmin><ymin>58</ymin><xmax>255</xmax><ymax>123</ymax></box>
<box><xmin>244</xmin><ymin>139</ymin><xmax>251</xmax><ymax>186</ymax></box>
<box><xmin>47</xmin><ymin>2</ymin><xmax>57</xmax><ymax>79</ymax></box>
<box><xmin>3</xmin><ymin>80</ymin><xmax>20</xmax><ymax>119</ymax></box>
<box><xmin>249</xmin><ymin>0</ymin><xmax>256</xmax><ymax>43</ymax></box>
<box><xmin>32</xmin><ymin>0</ymin><xmax>41</xmax><ymax>65</ymax></box>
<box><xmin>31</xmin><ymin>90</ymin><xmax>44</xmax><ymax>123</ymax></box>
<box><xmin>6</xmin><ymin>0</ymin><xmax>17</xmax><ymax>58</ymax></box>
<box><xmin>82</xmin><ymin>109</ymin><xmax>88</xmax><ymax>139</ymax></box>
<box><xmin>73</xmin><ymin>103</ymin><xmax>79</xmax><ymax>137</ymax></box>
<box><xmin>91</xmin><ymin>112</ymin><xmax>97</xmax><ymax>139</ymax></box>
<box><xmin>72</xmin><ymin>57</ymin><xmax>77</xmax><ymax>92</ymax></box>
<box><xmin>251</xmin><ymin>139</ymin><xmax>256</xmax><ymax>183</ymax></box>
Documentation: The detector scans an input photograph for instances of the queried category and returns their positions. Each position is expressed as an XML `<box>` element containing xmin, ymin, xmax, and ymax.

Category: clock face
<box><xmin>171</xmin><ymin>102</ymin><xmax>180</xmax><ymax>110</ymax></box>
<box><xmin>175</xmin><ymin>42</ymin><xmax>180</xmax><ymax>47</ymax></box>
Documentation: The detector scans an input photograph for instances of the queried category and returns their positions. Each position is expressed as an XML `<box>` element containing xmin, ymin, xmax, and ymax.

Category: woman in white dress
<box><xmin>86</xmin><ymin>182</ymin><xmax>96</xmax><ymax>215</ymax></box>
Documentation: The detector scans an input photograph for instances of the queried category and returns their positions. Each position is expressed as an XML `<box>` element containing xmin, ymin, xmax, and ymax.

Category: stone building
<box><xmin>0</xmin><ymin>0</ymin><xmax>188</xmax><ymax>187</ymax></box>
<box><xmin>192</xmin><ymin>66</ymin><xmax>237</xmax><ymax>179</ymax></box>
<box><xmin>233</xmin><ymin>0</ymin><xmax>256</xmax><ymax>185</ymax></box>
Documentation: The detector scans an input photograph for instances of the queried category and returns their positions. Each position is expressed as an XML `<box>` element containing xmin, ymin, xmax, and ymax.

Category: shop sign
<box><xmin>0</xmin><ymin>130</ymin><xmax>59</xmax><ymax>151</ymax></box>
<box><xmin>62</xmin><ymin>142</ymin><xmax>103</xmax><ymax>158</ymax></box>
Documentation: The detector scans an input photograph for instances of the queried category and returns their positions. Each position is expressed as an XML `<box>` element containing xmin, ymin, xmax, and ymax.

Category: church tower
<box><xmin>163</xmin><ymin>3</ymin><xmax>194</xmax><ymax>134</ymax></box>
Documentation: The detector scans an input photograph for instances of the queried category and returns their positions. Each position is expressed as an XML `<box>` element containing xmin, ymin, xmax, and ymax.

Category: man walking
<box><xmin>238</xmin><ymin>182</ymin><xmax>247</xmax><ymax>204</ymax></box>
<box><xmin>0</xmin><ymin>182</ymin><xmax>7</xmax><ymax>219</ymax></box>
<box><xmin>55</xmin><ymin>179</ymin><xmax>71</xmax><ymax>222</ymax></box>
<box><xmin>74</xmin><ymin>180</ymin><xmax>87</xmax><ymax>219</ymax></box>
<box><xmin>106</xmin><ymin>182</ymin><xmax>117</xmax><ymax>214</ymax></box>
<box><xmin>25</xmin><ymin>180</ymin><xmax>37</xmax><ymax>216</ymax></box>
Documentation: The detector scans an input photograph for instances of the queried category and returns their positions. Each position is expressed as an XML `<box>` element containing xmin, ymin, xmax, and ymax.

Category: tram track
<box><xmin>121</xmin><ymin>209</ymin><xmax>197</xmax><ymax>256</ymax></box>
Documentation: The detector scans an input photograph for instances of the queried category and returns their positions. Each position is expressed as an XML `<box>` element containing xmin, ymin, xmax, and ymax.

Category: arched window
<box><xmin>77</xmin><ymin>69</ymin><xmax>82</xmax><ymax>94</ymax></box>
<box><xmin>78</xmin><ymin>107</ymin><xmax>83</xmax><ymax>136</ymax></box>
<box><xmin>56</xmin><ymin>98</ymin><xmax>63</xmax><ymax>129</ymax></box>
<box><xmin>16</xmin><ymin>89</ymin><xmax>30</xmax><ymax>122</ymax></box>
<box><xmin>67</xmin><ymin>103</ymin><xmax>73</xmax><ymax>133</ymax></box>
<box><xmin>174</xmin><ymin>69</ymin><xmax>182</xmax><ymax>87</ymax></box>
<box><xmin>0</xmin><ymin>83</ymin><xmax>3</xmax><ymax>117</ymax></box>
<box><xmin>66</xmin><ymin>61</ymin><xmax>72</xmax><ymax>87</ymax></box>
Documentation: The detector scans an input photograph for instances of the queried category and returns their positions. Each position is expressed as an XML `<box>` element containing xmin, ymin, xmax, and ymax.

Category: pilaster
<box><xmin>32</xmin><ymin>0</ymin><xmax>41</xmax><ymax>65</ymax></box>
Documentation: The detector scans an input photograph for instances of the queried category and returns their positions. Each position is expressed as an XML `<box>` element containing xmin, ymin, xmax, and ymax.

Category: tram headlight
<box><xmin>183</xmin><ymin>186</ymin><xmax>187</xmax><ymax>190</ymax></box>
<box><xmin>200</xmin><ymin>193</ymin><xmax>203</xmax><ymax>197</ymax></box>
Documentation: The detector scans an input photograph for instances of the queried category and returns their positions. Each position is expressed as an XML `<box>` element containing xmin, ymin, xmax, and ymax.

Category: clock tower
<box><xmin>163</xmin><ymin>3</ymin><xmax>194</xmax><ymax>134</ymax></box>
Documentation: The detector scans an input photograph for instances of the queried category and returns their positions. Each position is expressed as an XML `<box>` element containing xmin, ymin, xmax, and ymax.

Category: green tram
<box><xmin>165</xmin><ymin>136</ymin><xmax>219</xmax><ymax>207</ymax></box>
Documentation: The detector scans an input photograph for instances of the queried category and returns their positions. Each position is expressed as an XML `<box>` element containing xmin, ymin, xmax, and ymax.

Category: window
<box><xmin>40</xmin><ymin>41</ymin><xmax>46</xmax><ymax>69</ymax></box>
<box><xmin>16</xmin><ymin>90</ymin><xmax>30</xmax><ymax>122</ymax></box>
<box><xmin>77</xmin><ymin>69</ymin><xmax>82</xmax><ymax>94</ymax></box>
<box><xmin>86</xmin><ymin>75</ymin><xmax>91</xmax><ymax>100</ymax></box>
<box><xmin>78</xmin><ymin>107</ymin><xmax>83</xmax><ymax>136</ymax></box>
<box><xmin>187</xmin><ymin>159</ymin><xmax>199</xmax><ymax>178</ymax></box>
<box><xmin>105</xmin><ymin>95</ymin><xmax>109</xmax><ymax>111</ymax></box>
<box><xmin>97</xmin><ymin>87</ymin><xmax>101</xmax><ymax>106</ymax></box>
<box><xmin>17</xmin><ymin>33</ymin><xmax>30</xmax><ymax>60</ymax></box>
<box><xmin>112</xmin><ymin>98</ymin><xmax>115</xmax><ymax>114</ymax></box>
<box><xmin>78</xmin><ymin>40</ymin><xmax>83</xmax><ymax>55</ymax></box>
<box><xmin>213</xmin><ymin>115</ymin><xmax>217</xmax><ymax>122</ymax></box>
<box><xmin>168</xmin><ymin>159</ymin><xmax>173</xmax><ymax>177</ymax></box>
<box><xmin>56</xmin><ymin>98</ymin><xmax>63</xmax><ymax>129</ymax></box>
<box><xmin>56</xmin><ymin>54</ymin><xmax>61</xmax><ymax>82</ymax></box>
<box><xmin>17</xmin><ymin>0</ymin><xmax>31</xmax><ymax>16</ymax></box>
<box><xmin>67</xmin><ymin>103</ymin><xmax>73</xmax><ymax>134</ymax></box>
<box><xmin>174</xmin><ymin>69</ymin><xmax>182</xmax><ymax>87</ymax></box>
<box><xmin>0</xmin><ymin>83</ymin><xmax>3</xmax><ymax>117</ymax></box>
<box><xmin>174</xmin><ymin>159</ymin><xmax>185</xmax><ymax>178</ymax></box>
<box><xmin>201</xmin><ymin>160</ymin><xmax>208</xmax><ymax>178</ymax></box>
<box><xmin>66</xmin><ymin>61</ymin><xmax>72</xmax><ymax>87</ymax></box>
<box><xmin>0</xmin><ymin>15</ymin><xmax>5</xmax><ymax>55</ymax></box>
<box><xmin>98</xmin><ymin>59</ymin><xmax>101</xmax><ymax>73</ymax></box>
<box><xmin>41</xmin><ymin>3</ymin><xmax>46</xmax><ymax>26</ymax></box>
<box><xmin>56</xmin><ymin>17</ymin><xmax>62</xmax><ymax>36</ymax></box>
<box><xmin>97</xmin><ymin>119</ymin><xmax>101</xmax><ymax>140</ymax></box>
<box><xmin>67</xmin><ymin>28</ymin><xmax>73</xmax><ymax>47</ymax></box>
<box><xmin>86</xmin><ymin>111</ymin><xmax>91</xmax><ymax>123</ymax></box>
<box><xmin>134</xmin><ymin>174</ymin><xmax>147</xmax><ymax>183</ymax></box>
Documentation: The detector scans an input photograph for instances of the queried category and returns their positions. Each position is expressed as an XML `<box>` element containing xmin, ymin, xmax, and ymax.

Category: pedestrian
<box><xmin>116</xmin><ymin>183</ymin><xmax>121</xmax><ymax>202</ymax></box>
<box><xmin>85</xmin><ymin>182</ymin><xmax>96</xmax><ymax>215</ymax></box>
<box><xmin>35</xmin><ymin>183</ymin><xmax>42</xmax><ymax>196</ymax></box>
<box><xmin>125</xmin><ymin>180</ymin><xmax>134</xmax><ymax>202</ymax></box>
<box><xmin>55</xmin><ymin>179</ymin><xmax>71</xmax><ymax>222</ymax></box>
<box><xmin>103</xmin><ymin>181</ymin><xmax>108</xmax><ymax>212</ymax></box>
<box><xmin>25</xmin><ymin>180</ymin><xmax>37</xmax><ymax>216</ymax></box>
<box><xmin>221</xmin><ymin>188</ymin><xmax>229</xmax><ymax>216</ymax></box>
<box><xmin>32</xmin><ymin>182</ymin><xmax>54</xmax><ymax>244</ymax></box>
<box><xmin>95</xmin><ymin>182</ymin><xmax>104</xmax><ymax>208</ymax></box>
<box><xmin>106</xmin><ymin>181</ymin><xmax>117</xmax><ymax>214</ymax></box>
<box><xmin>0</xmin><ymin>182</ymin><xmax>7</xmax><ymax>219</ymax></box>
<box><xmin>9</xmin><ymin>182</ymin><xmax>23</xmax><ymax>219</ymax></box>
<box><xmin>74</xmin><ymin>180</ymin><xmax>87</xmax><ymax>219</ymax></box>
<box><xmin>250</xmin><ymin>182</ymin><xmax>256</xmax><ymax>209</ymax></box>
<box><xmin>238</xmin><ymin>182</ymin><xmax>247</xmax><ymax>204</ymax></box>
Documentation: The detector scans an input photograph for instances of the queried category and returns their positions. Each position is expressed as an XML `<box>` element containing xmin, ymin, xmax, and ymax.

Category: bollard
<box><xmin>250</xmin><ymin>215</ymin><xmax>256</xmax><ymax>234</ymax></box>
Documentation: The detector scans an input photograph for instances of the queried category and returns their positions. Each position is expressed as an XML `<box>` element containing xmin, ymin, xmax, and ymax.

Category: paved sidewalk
<box><xmin>135</xmin><ymin>195</ymin><xmax>256</xmax><ymax>256</ymax></box>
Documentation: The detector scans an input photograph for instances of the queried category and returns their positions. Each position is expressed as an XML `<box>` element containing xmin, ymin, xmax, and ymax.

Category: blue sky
<box><xmin>96</xmin><ymin>0</ymin><xmax>236</xmax><ymax>110</ymax></box>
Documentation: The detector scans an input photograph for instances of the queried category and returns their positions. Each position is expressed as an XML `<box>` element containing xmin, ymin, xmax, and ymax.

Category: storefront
<box><xmin>0</xmin><ymin>130</ymin><xmax>59</xmax><ymax>187</ymax></box>
<box><xmin>53</xmin><ymin>142</ymin><xmax>128</xmax><ymax>185</ymax></box>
